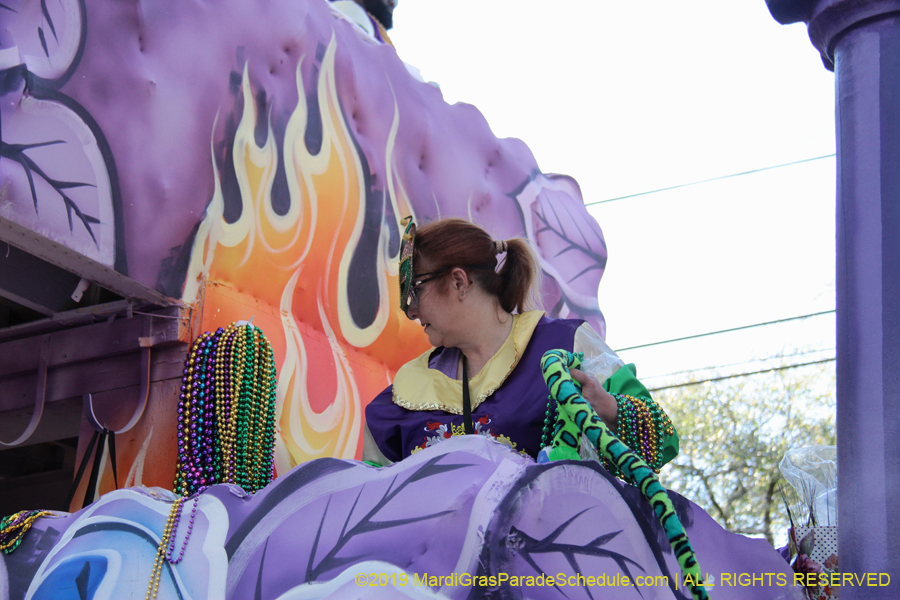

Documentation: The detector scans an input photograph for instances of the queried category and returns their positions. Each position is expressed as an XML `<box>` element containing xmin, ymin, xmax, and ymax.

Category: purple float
<box><xmin>0</xmin><ymin>0</ymin><xmax>817</xmax><ymax>598</ymax></box>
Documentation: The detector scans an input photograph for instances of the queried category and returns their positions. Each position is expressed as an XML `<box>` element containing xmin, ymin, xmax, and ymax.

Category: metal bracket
<box><xmin>0</xmin><ymin>335</ymin><xmax>51</xmax><ymax>446</ymax></box>
<box><xmin>83</xmin><ymin>318</ymin><xmax>153</xmax><ymax>434</ymax></box>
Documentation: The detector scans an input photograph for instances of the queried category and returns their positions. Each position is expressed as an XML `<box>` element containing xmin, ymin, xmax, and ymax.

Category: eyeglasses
<box><xmin>397</xmin><ymin>215</ymin><xmax>494</xmax><ymax>318</ymax></box>
<box><xmin>405</xmin><ymin>268</ymin><xmax>452</xmax><ymax>312</ymax></box>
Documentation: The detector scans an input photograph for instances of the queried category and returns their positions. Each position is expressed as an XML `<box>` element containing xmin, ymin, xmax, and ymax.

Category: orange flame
<box><xmin>183</xmin><ymin>33</ymin><xmax>428</xmax><ymax>469</ymax></box>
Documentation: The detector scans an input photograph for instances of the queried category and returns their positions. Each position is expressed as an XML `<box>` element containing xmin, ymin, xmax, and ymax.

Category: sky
<box><xmin>390</xmin><ymin>1</ymin><xmax>837</xmax><ymax>387</ymax></box>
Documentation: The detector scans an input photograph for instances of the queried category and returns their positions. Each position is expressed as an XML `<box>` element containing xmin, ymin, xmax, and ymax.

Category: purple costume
<box><xmin>365</xmin><ymin>316</ymin><xmax>582</xmax><ymax>461</ymax></box>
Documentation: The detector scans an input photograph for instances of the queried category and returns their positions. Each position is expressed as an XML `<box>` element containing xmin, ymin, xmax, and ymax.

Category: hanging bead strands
<box><xmin>146</xmin><ymin>497</ymin><xmax>183</xmax><ymax>600</ymax></box>
<box><xmin>165</xmin><ymin>496</ymin><xmax>199</xmax><ymax>564</ymax></box>
<box><xmin>539</xmin><ymin>382</ymin><xmax>675</xmax><ymax>476</ymax></box>
<box><xmin>144</xmin><ymin>491</ymin><xmax>203</xmax><ymax>597</ymax></box>
<box><xmin>540</xmin><ymin>395</ymin><xmax>558</xmax><ymax>448</ymax></box>
<box><xmin>606</xmin><ymin>393</ymin><xmax>676</xmax><ymax>475</ymax></box>
<box><xmin>0</xmin><ymin>510</ymin><xmax>55</xmax><ymax>554</ymax></box>
<box><xmin>174</xmin><ymin>323</ymin><xmax>278</xmax><ymax>497</ymax></box>
<box><xmin>154</xmin><ymin>323</ymin><xmax>277</xmax><ymax>594</ymax></box>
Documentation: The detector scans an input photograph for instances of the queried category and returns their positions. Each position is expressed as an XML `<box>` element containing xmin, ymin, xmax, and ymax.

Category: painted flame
<box><xmin>184</xmin><ymin>33</ymin><xmax>427</xmax><ymax>468</ymax></box>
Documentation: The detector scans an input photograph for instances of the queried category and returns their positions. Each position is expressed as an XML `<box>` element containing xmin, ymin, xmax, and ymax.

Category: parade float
<box><xmin>0</xmin><ymin>0</ymin><xmax>811</xmax><ymax>598</ymax></box>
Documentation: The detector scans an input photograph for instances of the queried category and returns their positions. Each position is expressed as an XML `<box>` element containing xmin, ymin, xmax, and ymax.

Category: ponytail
<box><xmin>497</xmin><ymin>238</ymin><xmax>542</xmax><ymax>314</ymax></box>
<box><xmin>414</xmin><ymin>218</ymin><xmax>543</xmax><ymax>314</ymax></box>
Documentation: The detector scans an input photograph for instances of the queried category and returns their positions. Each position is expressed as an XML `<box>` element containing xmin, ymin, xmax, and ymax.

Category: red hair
<box><xmin>413</xmin><ymin>218</ymin><xmax>542</xmax><ymax>314</ymax></box>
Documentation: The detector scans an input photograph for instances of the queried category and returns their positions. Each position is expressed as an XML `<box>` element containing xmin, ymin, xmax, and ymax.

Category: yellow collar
<box><xmin>392</xmin><ymin>311</ymin><xmax>544</xmax><ymax>413</ymax></box>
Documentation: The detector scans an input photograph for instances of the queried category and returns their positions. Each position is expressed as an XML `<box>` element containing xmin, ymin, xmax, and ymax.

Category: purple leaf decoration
<box><xmin>514</xmin><ymin>172</ymin><xmax>608</xmax><ymax>335</ymax></box>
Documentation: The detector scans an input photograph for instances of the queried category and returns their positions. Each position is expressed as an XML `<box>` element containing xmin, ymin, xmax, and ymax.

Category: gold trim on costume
<box><xmin>391</xmin><ymin>311</ymin><xmax>545</xmax><ymax>413</ymax></box>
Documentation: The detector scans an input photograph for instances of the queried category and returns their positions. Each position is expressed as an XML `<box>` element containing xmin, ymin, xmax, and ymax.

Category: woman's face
<box><xmin>406</xmin><ymin>257</ymin><xmax>465</xmax><ymax>348</ymax></box>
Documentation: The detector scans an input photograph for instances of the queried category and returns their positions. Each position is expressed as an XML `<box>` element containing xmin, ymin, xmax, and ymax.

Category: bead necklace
<box><xmin>160</xmin><ymin>323</ymin><xmax>278</xmax><ymax>595</ymax></box>
<box><xmin>605</xmin><ymin>393</ymin><xmax>675</xmax><ymax>475</ymax></box>
<box><xmin>165</xmin><ymin>495</ymin><xmax>199</xmax><ymax>563</ymax></box>
<box><xmin>540</xmin><ymin>394</ymin><xmax>558</xmax><ymax>448</ymax></box>
<box><xmin>537</xmin><ymin>372</ymin><xmax>674</xmax><ymax>475</ymax></box>
<box><xmin>146</xmin><ymin>498</ymin><xmax>183</xmax><ymax>600</ymax></box>
<box><xmin>174</xmin><ymin>323</ymin><xmax>278</xmax><ymax>496</ymax></box>
<box><xmin>0</xmin><ymin>510</ymin><xmax>54</xmax><ymax>554</ymax></box>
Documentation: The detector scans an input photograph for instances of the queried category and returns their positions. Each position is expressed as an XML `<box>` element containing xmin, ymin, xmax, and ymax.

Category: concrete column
<box><xmin>766</xmin><ymin>1</ymin><xmax>900</xmax><ymax>596</ymax></box>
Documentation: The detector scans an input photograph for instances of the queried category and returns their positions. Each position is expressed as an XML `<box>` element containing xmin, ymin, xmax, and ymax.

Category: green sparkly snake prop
<box><xmin>540</xmin><ymin>349</ymin><xmax>709</xmax><ymax>600</ymax></box>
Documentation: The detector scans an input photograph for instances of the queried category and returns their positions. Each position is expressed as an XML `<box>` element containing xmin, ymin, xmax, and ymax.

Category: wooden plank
<box><xmin>0</xmin><ymin>216</ymin><xmax>176</xmax><ymax>306</ymax></box>
<box><xmin>0</xmin><ymin>289</ymin><xmax>55</xmax><ymax>317</ymax></box>
<box><xmin>0</xmin><ymin>299</ymin><xmax>136</xmax><ymax>342</ymax></box>
<box><xmin>0</xmin><ymin>310</ymin><xmax>183</xmax><ymax>379</ymax></box>
<box><xmin>0</xmin><ymin>398</ymin><xmax>82</xmax><ymax>447</ymax></box>
<box><xmin>0</xmin><ymin>244</ymin><xmax>83</xmax><ymax>315</ymax></box>
<box><xmin>0</xmin><ymin>336</ymin><xmax>45</xmax><ymax>377</ymax></box>
<box><xmin>0</xmin><ymin>345</ymin><xmax>187</xmax><ymax>413</ymax></box>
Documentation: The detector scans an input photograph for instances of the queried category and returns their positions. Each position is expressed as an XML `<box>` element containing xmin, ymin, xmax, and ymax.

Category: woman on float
<box><xmin>363</xmin><ymin>217</ymin><xmax>678</xmax><ymax>467</ymax></box>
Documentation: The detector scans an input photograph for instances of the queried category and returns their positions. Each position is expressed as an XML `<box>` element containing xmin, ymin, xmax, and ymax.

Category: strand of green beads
<box><xmin>267</xmin><ymin>338</ymin><xmax>278</xmax><ymax>482</ymax></box>
<box><xmin>261</xmin><ymin>337</ymin><xmax>278</xmax><ymax>485</ymax></box>
<box><xmin>231</xmin><ymin>326</ymin><xmax>243</xmax><ymax>488</ymax></box>
<box><xmin>250</xmin><ymin>328</ymin><xmax>263</xmax><ymax>491</ymax></box>
<box><xmin>258</xmin><ymin>329</ymin><xmax>272</xmax><ymax>490</ymax></box>
<box><xmin>247</xmin><ymin>327</ymin><xmax>263</xmax><ymax>491</ymax></box>
<box><xmin>259</xmin><ymin>329</ymin><xmax>270</xmax><ymax>489</ymax></box>
<box><xmin>243</xmin><ymin>326</ymin><xmax>256</xmax><ymax>489</ymax></box>
<box><xmin>236</xmin><ymin>326</ymin><xmax>252</xmax><ymax>489</ymax></box>
<box><xmin>246</xmin><ymin>326</ymin><xmax>260</xmax><ymax>490</ymax></box>
<box><xmin>540</xmin><ymin>395</ymin><xmax>556</xmax><ymax>448</ymax></box>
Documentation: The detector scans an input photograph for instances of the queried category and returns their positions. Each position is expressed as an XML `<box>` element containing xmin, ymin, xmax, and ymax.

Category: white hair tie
<box><xmin>493</xmin><ymin>239</ymin><xmax>508</xmax><ymax>254</ymax></box>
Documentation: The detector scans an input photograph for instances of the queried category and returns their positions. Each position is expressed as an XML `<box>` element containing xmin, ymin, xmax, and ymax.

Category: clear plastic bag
<box><xmin>579</xmin><ymin>351</ymin><xmax>623</xmax><ymax>386</ymax></box>
<box><xmin>576</xmin><ymin>352</ymin><xmax>622</xmax><ymax>462</ymax></box>
<box><xmin>779</xmin><ymin>445</ymin><xmax>837</xmax><ymax>526</ymax></box>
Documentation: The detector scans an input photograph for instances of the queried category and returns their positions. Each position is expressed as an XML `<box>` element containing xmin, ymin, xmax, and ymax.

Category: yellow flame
<box><xmin>184</xmin><ymin>33</ymin><xmax>428</xmax><ymax>468</ymax></box>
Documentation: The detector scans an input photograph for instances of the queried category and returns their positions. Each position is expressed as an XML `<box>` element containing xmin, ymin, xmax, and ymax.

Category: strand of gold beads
<box><xmin>219</xmin><ymin>324</ymin><xmax>240</xmax><ymax>484</ymax></box>
<box><xmin>213</xmin><ymin>324</ymin><xmax>233</xmax><ymax>483</ymax></box>
<box><xmin>0</xmin><ymin>510</ymin><xmax>55</xmax><ymax>554</ymax></box>
<box><xmin>160</xmin><ymin>322</ymin><xmax>280</xmax><ymax>596</ymax></box>
<box><xmin>145</xmin><ymin>498</ymin><xmax>183</xmax><ymax>600</ymax></box>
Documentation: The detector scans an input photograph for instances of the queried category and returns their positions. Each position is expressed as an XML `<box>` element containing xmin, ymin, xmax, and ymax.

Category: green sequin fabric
<box><xmin>399</xmin><ymin>216</ymin><xmax>416</xmax><ymax>316</ymax></box>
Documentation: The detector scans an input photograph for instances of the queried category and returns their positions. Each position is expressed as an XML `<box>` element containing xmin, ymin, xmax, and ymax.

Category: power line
<box><xmin>641</xmin><ymin>346</ymin><xmax>836</xmax><ymax>381</ymax></box>
<box><xmin>614</xmin><ymin>310</ymin><xmax>835</xmax><ymax>353</ymax></box>
<box><xmin>647</xmin><ymin>357</ymin><xmax>835</xmax><ymax>392</ymax></box>
<box><xmin>586</xmin><ymin>153</ymin><xmax>836</xmax><ymax>206</ymax></box>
